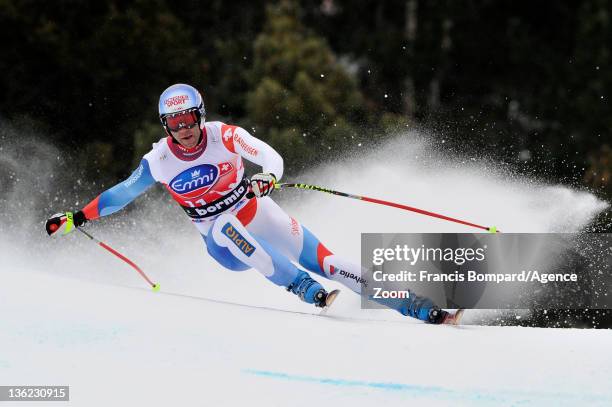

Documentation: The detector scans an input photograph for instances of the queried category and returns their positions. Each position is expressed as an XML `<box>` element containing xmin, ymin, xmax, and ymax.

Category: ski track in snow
<box><xmin>1</xmin><ymin>134</ymin><xmax>611</xmax><ymax>406</ymax></box>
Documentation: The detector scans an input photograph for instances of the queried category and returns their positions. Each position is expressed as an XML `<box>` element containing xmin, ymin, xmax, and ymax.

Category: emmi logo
<box><xmin>222</xmin><ymin>223</ymin><xmax>255</xmax><ymax>257</ymax></box>
<box><xmin>170</xmin><ymin>164</ymin><xmax>219</xmax><ymax>196</ymax></box>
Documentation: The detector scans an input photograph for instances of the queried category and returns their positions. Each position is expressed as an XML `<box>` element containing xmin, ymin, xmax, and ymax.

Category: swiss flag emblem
<box><xmin>218</xmin><ymin>162</ymin><xmax>233</xmax><ymax>176</ymax></box>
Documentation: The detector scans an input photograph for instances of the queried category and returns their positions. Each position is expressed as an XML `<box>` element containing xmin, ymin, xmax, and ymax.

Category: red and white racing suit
<box><xmin>79</xmin><ymin>121</ymin><xmax>366</xmax><ymax>293</ymax></box>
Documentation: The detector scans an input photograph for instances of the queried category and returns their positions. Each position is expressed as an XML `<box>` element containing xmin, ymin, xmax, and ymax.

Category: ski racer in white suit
<box><xmin>45</xmin><ymin>83</ymin><xmax>459</xmax><ymax>324</ymax></box>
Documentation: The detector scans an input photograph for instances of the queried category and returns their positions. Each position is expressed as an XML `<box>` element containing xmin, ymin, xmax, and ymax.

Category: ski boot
<box><xmin>287</xmin><ymin>271</ymin><xmax>338</xmax><ymax>308</ymax></box>
<box><xmin>386</xmin><ymin>292</ymin><xmax>463</xmax><ymax>325</ymax></box>
<box><xmin>428</xmin><ymin>307</ymin><xmax>464</xmax><ymax>325</ymax></box>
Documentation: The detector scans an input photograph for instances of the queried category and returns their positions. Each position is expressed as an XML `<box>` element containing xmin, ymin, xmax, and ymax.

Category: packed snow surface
<box><xmin>1</xmin><ymin>134</ymin><xmax>610</xmax><ymax>406</ymax></box>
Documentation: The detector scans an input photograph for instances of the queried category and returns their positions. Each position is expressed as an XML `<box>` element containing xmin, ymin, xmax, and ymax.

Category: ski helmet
<box><xmin>158</xmin><ymin>84</ymin><xmax>206</xmax><ymax>135</ymax></box>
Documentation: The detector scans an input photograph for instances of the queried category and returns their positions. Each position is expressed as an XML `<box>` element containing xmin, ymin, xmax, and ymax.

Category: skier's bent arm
<box><xmin>45</xmin><ymin>159</ymin><xmax>156</xmax><ymax>236</ymax></box>
<box><xmin>231</xmin><ymin>126</ymin><xmax>284</xmax><ymax>181</ymax></box>
<box><xmin>224</xmin><ymin>125</ymin><xmax>283</xmax><ymax>198</ymax></box>
<box><xmin>81</xmin><ymin>159</ymin><xmax>156</xmax><ymax>221</ymax></box>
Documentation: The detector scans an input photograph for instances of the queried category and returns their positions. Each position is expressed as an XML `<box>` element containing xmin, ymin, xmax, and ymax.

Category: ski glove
<box><xmin>45</xmin><ymin>211</ymin><xmax>87</xmax><ymax>237</ymax></box>
<box><xmin>249</xmin><ymin>173</ymin><xmax>277</xmax><ymax>198</ymax></box>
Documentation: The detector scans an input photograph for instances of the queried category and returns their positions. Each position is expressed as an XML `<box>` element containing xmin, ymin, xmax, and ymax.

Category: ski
<box><xmin>319</xmin><ymin>289</ymin><xmax>341</xmax><ymax>316</ymax></box>
<box><xmin>441</xmin><ymin>309</ymin><xmax>465</xmax><ymax>325</ymax></box>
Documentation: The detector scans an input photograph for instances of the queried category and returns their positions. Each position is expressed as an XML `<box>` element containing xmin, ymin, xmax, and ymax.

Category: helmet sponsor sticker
<box><xmin>164</xmin><ymin>94</ymin><xmax>191</xmax><ymax>113</ymax></box>
<box><xmin>164</xmin><ymin>94</ymin><xmax>190</xmax><ymax>107</ymax></box>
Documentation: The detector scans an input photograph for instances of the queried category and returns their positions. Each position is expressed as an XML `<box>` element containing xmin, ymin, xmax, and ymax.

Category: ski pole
<box><xmin>76</xmin><ymin>228</ymin><xmax>160</xmax><ymax>291</ymax></box>
<box><xmin>275</xmin><ymin>183</ymin><xmax>500</xmax><ymax>233</ymax></box>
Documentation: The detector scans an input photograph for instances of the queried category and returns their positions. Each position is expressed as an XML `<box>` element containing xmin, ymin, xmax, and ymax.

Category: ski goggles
<box><xmin>164</xmin><ymin>110</ymin><xmax>199</xmax><ymax>132</ymax></box>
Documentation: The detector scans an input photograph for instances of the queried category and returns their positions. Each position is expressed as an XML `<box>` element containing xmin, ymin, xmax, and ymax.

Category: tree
<box><xmin>246</xmin><ymin>0</ymin><xmax>368</xmax><ymax>174</ymax></box>
<box><xmin>0</xmin><ymin>0</ymin><xmax>200</xmax><ymax>181</ymax></box>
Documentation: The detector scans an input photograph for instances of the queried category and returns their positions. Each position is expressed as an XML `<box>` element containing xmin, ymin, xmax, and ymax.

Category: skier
<box><xmin>45</xmin><ymin>83</ymin><xmax>461</xmax><ymax>324</ymax></box>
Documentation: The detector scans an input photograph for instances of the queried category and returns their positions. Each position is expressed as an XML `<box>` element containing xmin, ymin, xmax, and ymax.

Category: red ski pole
<box><xmin>76</xmin><ymin>228</ymin><xmax>160</xmax><ymax>291</ymax></box>
<box><xmin>276</xmin><ymin>183</ymin><xmax>500</xmax><ymax>233</ymax></box>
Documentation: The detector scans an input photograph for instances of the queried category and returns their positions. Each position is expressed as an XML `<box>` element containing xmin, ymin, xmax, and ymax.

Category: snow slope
<box><xmin>1</xmin><ymin>134</ymin><xmax>610</xmax><ymax>406</ymax></box>
<box><xmin>1</xmin><ymin>269</ymin><xmax>611</xmax><ymax>407</ymax></box>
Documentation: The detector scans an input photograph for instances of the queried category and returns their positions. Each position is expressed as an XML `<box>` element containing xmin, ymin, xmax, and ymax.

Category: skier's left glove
<box><xmin>45</xmin><ymin>211</ymin><xmax>87</xmax><ymax>237</ymax></box>
<box><xmin>249</xmin><ymin>173</ymin><xmax>277</xmax><ymax>198</ymax></box>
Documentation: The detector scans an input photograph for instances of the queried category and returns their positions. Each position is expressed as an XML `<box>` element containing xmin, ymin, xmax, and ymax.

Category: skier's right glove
<box><xmin>45</xmin><ymin>211</ymin><xmax>87</xmax><ymax>237</ymax></box>
<box><xmin>248</xmin><ymin>173</ymin><xmax>277</xmax><ymax>198</ymax></box>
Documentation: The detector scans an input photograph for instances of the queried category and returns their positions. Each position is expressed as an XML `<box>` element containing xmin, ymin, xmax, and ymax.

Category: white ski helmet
<box><xmin>158</xmin><ymin>83</ymin><xmax>206</xmax><ymax>134</ymax></box>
